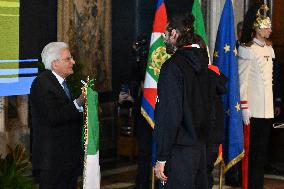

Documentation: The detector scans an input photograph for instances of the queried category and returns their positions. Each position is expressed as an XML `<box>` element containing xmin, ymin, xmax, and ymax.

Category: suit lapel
<box><xmin>46</xmin><ymin>71</ymin><xmax>73</xmax><ymax>101</ymax></box>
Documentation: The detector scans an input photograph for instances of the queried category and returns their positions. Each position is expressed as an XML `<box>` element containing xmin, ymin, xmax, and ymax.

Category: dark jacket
<box><xmin>207</xmin><ymin>68</ymin><xmax>227</xmax><ymax>144</ymax></box>
<box><xmin>154</xmin><ymin>47</ymin><xmax>211</xmax><ymax>161</ymax></box>
<box><xmin>30</xmin><ymin>70</ymin><xmax>83</xmax><ymax>170</ymax></box>
<box><xmin>273</xmin><ymin>58</ymin><xmax>282</xmax><ymax>108</ymax></box>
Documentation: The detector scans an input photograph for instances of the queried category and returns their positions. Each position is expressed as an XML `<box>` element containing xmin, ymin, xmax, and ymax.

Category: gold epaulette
<box><xmin>265</xmin><ymin>39</ymin><xmax>273</xmax><ymax>46</ymax></box>
<box><xmin>240</xmin><ymin>41</ymin><xmax>253</xmax><ymax>47</ymax></box>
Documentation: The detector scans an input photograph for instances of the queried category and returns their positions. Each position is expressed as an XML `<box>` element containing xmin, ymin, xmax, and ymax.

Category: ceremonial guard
<box><xmin>238</xmin><ymin>4</ymin><xmax>276</xmax><ymax>189</ymax></box>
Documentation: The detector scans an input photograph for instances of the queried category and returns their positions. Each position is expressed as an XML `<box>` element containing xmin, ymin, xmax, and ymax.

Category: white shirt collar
<box><xmin>253</xmin><ymin>38</ymin><xmax>266</xmax><ymax>47</ymax></box>
<box><xmin>52</xmin><ymin>71</ymin><xmax>65</xmax><ymax>86</ymax></box>
<box><xmin>191</xmin><ymin>44</ymin><xmax>200</xmax><ymax>48</ymax></box>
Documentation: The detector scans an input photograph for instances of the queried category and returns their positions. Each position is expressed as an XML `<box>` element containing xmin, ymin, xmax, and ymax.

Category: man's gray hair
<box><xmin>41</xmin><ymin>42</ymin><xmax>69</xmax><ymax>70</ymax></box>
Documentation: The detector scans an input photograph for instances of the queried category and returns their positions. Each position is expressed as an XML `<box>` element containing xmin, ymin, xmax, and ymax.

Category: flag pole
<box><xmin>151</xmin><ymin>168</ymin><xmax>155</xmax><ymax>189</ymax></box>
<box><xmin>219</xmin><ymin>163</ymin><xmax>223</xmax><ymax>189</ymax></box>
<box><xmin>82</xmin><ymin>76</ymin><xmax>89</xmax><ymax>187</ymax></box>
<box><xmin>242</xmin><ymin>123</ymin><xmax>250</xmax><ymax>189</ymax></box>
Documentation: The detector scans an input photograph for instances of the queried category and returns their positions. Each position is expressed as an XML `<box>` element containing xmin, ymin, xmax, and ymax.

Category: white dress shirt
<box><xmin>52</xmin><ymin>71</ymin><xmax>83</xmax><ymax>112</ymax></box>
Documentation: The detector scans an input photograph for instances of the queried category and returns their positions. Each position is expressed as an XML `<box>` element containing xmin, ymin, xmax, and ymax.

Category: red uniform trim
<box><xmin>208</xmin><ymin>65</ymin><xmax>220</xmax><ymax>75</ymax></box>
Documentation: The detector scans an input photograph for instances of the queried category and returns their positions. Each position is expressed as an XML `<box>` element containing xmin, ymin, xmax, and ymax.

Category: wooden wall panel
<box><xmin>270</xmin><ymin>0</ymin><xmax>284</xmax><ymax>163</ymax></box>
<box><xmin>272</xmin><ymin>0</ymin><xmax>284</xmax><ymax>64</ymax></box>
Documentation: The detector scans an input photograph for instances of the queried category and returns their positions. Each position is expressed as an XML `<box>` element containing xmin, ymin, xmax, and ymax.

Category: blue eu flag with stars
<box><xmin>213</xmin><ymin>0</ymin><xmax>244</xmax><ymax>172</ymax></box>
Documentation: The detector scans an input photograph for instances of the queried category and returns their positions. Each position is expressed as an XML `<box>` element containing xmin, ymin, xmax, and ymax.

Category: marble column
<box><xmin>207</xmin><ymin>0</ymin><xmax>225</xmax><ymax>59</ymax></box>
<box><xmin>233</xmin><ymin>0</ymin><xmax>245</xmax><ymax>32</ymax></box>
<box><xmin>268</xmin><ymin>0</ymin><xmax>273</xmax><ymax>22</ymax></box>
<box><xmin>205</xmin><ymin>0</ymin><xmax>244</xmax><ymax>59</ymax></box>
<box><xmin>16</xmin><ymin>95</ymin><xmax>28</xmax><ymax>127</ymax></box>
<box><xmin>10</xmin><ymin>95</ymin><xmax>30</xmax><ymax>154</ymax></box>
<box><xmin>0</xmin><ymin>97</ymin><xmax>7</xmax><ymax>155</ymax></box>
<box><xmin>0</xmin><ymin>97</ymin><xmax>5</xmax><ymax>132</ymax></box>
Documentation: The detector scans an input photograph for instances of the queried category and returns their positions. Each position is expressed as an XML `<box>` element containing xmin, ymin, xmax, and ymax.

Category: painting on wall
<box><xmin>58</xmin><ymin>0</ymin><xmax>112</xmax><ymax>92</ymax></box>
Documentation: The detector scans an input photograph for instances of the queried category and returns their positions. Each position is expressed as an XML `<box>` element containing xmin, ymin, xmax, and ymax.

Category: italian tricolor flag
<box><xmin>83</xmin><ymin>80</ymin><xmax>100</xmax><ymax>189</ymax></box>
<box><xmin>192</xmin><ymin>0</ymin><xmax>222</xmax><ymax>164</ymax></box>
<box><xmin>192</xmin><ymin>0</ymin><xmax>208</xmax><ymax>45</ymax></box>
<box><xmin>192</xmin><ymin>0</ymin><xmax>211</xmax><ymax>64</ymax></box>
<box><xmin>141</xmin><ymin>0</ymin><xmax>170</xmax><ymax>128</ymax></box>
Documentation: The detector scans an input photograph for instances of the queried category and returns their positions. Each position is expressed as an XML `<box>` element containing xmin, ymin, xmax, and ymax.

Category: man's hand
<box><xmin>154</xmin><ymin>161</ymin><xmax>168</xmax><ymax>182</ymax></box>
<box><xmin>76</xmin><ymin>92</ymin><xmax>86</xmax><ymax>107</ymax></box>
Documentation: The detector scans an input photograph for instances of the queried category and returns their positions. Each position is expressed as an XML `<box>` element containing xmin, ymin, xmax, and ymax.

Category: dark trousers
<box><xmin>38</xmin><ymin>170</ymin><xmax>78</xmax><ymax>189</ymax></box>
<box><xmin>248</xmin><ymin>118</ymin><xmax>272</xmax><ymax>189</ymax></box>
<box><xmin>36</xmin><ymin>163</ymin><xmax>81</xmax><ymax>189</ymax></box>
<box><xmin>165</xmin><ymin>145</ymin><xmax>208</xmax><ymax>189</ymax></box>
<box><xmin>136</xmin><ymin>117</ymin><xmax>152</xmax><ymax>189</ymax></box>
<box><xmin>206</xmin><ymin>144</ymin><xmax>219</xmax><ymax>189</ymax></box>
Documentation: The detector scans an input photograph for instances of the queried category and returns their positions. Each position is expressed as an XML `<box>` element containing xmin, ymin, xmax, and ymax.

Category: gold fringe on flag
<box><xmin>82</xmin><ymin>76</ymin><xmax>90</xmax><ymax>185</ymax></box>
<box><xmin>224</xmin><ymin>150</ymin><xmax>244</xmax><ymax>173</ymax></box>
<box><xmin>141</xmin><ymin>107</ymin><xmax>155</xmax><ymax>128</ymax></box>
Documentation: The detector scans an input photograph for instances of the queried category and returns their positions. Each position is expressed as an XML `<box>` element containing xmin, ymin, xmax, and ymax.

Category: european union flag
<box><xmin>213</xmin><ymin>0</ymin><xmax>244</xmax><ymax>172</ymax></box>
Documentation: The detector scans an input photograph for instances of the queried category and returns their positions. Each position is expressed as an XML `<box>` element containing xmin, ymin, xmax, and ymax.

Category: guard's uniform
<box><xmin>238</xmin><ymin>38</ymin><xmax>275</xmax><ymax>188</ymax></box>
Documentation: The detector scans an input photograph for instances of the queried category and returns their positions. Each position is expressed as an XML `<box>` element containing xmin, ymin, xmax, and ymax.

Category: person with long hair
<box><xmin>153</xmin><ymin>13</ymin><xmax>211</xmax><ymax>189</ymax></box>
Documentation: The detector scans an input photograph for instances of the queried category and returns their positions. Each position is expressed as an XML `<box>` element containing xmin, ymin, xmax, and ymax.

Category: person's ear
<box><xmin>51</xmin><ymin>60</ymin><xmax>58</xmax><ymax>70</ymax></box>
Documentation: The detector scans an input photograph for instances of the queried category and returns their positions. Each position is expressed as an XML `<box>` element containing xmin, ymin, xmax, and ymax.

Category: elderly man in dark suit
<box><xmin>30</xmin><ymin>42</ymin><xmax>85</xmax><ymax>189</ymax></box>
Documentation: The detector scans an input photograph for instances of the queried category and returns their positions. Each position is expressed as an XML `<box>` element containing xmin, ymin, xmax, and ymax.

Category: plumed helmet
<box><xmin>240</xmin><ymin>3</ymin><xmax>271</xmax><ymax>44</ymax></box>
<box><xmin>253</xmin><ymin>4</ymin><xmax>271</xmax><ymax>29</ymax></box>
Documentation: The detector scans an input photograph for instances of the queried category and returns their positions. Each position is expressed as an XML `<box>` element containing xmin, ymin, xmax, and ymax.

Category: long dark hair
<box><xmin>240</xmin><ymin>3</ymin><xmax>261</xmax><ymax>44</ymax></box>
<box><xmin>167</xmin><ymin>13</ymin><xmax>201</xmax><ymax>48</ymax></box>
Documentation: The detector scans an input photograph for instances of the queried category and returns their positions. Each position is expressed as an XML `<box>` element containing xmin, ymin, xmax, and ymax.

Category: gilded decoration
<box><xmin>149</xmin><ymin>46</ymin><xmax>170</xmax><ymax>76</ymax></box>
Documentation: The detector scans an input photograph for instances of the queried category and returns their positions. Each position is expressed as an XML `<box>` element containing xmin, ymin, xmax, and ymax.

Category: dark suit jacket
<box><xmin>30</xmin><ymin>70</ymin><xmax>83</xmax><ymax>171</ymax></box>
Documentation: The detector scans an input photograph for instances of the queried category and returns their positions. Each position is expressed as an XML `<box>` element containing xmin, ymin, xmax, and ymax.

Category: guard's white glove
<box><xmin>241</xmin><ymin>101</ymin><xmax>251</xmax><ymax>125</ymax></box>
<box><xmin>242</xmin><ymin>109</ymin><xmax>251</xmax><ymax>125</ymax></box>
